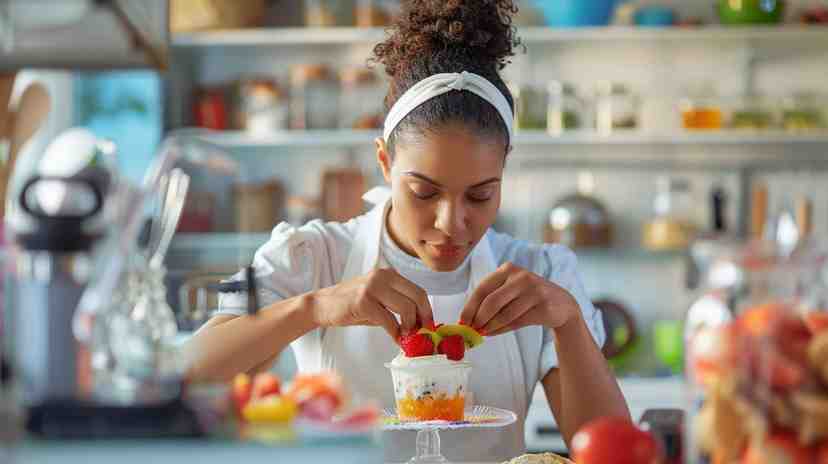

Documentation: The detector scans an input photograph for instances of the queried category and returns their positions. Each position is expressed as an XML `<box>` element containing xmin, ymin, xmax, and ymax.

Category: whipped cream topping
<box><xmin>389</xmin><ymin>352</ymin><xmax>460</xmax><ymax>368</ymax></box>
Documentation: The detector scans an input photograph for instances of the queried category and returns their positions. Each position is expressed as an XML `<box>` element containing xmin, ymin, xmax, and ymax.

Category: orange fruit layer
<box><xmin>397</xmin><ymin>394</ymin><xmax>465</xmax><ymax>421</ymax></box>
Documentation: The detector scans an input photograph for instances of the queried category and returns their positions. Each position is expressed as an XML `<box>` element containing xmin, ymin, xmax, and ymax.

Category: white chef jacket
<box><xmin>217</xmin><ymin>196</ymin><xmax>605</xmax><ymax>462</ymax></box>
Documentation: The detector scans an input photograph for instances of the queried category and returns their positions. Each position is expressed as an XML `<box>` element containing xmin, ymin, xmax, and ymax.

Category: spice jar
<box><xmin>305</xmin><ymin>0</ymin><xmax>354</xmax><ymax>26</ymax></box>
<box><xmin>546</xmin><ymin>80</ymin><xmax>583</xmax><ymax>135</ymax></box>
<box><xmin>193</xmin><ymin>86</ymin><xmax>228</xmax><ymax>130</ymax></box>
<box><xmin>782</xmin><ymin>92</ymin><xmax>826</xmax><ymax>132</ymax></box>
<box><xmin>339</xmin><ymin>67</ymin><xmax>384</xmax><ymax>129</ymax></box>
<box><xmin>510</xmin><ymin>82</ymin><xmax>548</xmax><ymax>131</ymax></box>
<box><xmin>290</xmin><ymin>65</ymin><xmax>339</xmax><ymax>130</ymax></box>
<box><xmin>594</xmin><ymin>81</ymin><xmax>639</xmax><ymax>134</ymax></box>
<box><xmin>239</xmin><ymin>77</ymin><xmax>288</xmax><ymax>135</ymax></box>
<box><xmin>642</xmin><ymin>176</ymin><xmax>696</xmax><ymax>251</ymax></box>
<box><xmin>544</xmin><ymin>172</ymin><xmax>612</xmax><ymax>248</ymax></box>
<box><xmin>355</xmin><ymin>0</ymin><xmax>400</xmax><ymax>27</ymax></box>
<box><xmin>729</xmin><ymin>94</ymin><xmax>778</xmax><ymax>130</ymax></box>
<box><xmin>680</xmin><ymin>96</ymin><xmax>724</xmax><ymax>130</ymax></box>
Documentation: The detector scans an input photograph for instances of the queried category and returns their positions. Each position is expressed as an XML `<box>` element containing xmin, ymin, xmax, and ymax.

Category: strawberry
<box><xmin>400</xmin><ymin>332</ymin><xmax>435</xmax><ymax>357</ymax></box>
<box><xmin>437</xmin><ymin>334</ymin><xmax>465</xmax><ymax>361</ymax></box>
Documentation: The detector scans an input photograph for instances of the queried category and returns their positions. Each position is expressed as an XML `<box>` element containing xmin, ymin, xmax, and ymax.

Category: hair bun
<box><xmin>373</xmin><ymin>0</ymin><xmax>520</xmax><ymax>80</ymax></box>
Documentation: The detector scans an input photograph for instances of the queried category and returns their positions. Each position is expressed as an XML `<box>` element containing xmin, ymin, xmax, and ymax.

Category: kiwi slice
<box><xmin>417</xmin><ymin>328</ymin><xmax>442</xmax><ymax>347</ymax></box>
<box><xmin>436</xmin><ymin>324</ymin><xmax>484</xmax><ymax>349</ymax></box>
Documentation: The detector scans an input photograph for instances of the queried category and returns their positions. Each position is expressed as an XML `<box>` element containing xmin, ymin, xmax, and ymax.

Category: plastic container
<box><xmin>680</xmin><ymin>97</ymin><xmax>724</xmax><ymax>130</ymax></box>
<box><xmin>729</xmin><ymin>95</ymin><xmax>778</xmax><ymax>130</ymax></box>
<box><xmin>684</xmin><ymin>240</ymin><xmax>828</xmax><ymax>464</ymax></box>
<box><xmin>386</xmin><ymin>359</ymin><xmax>471</xmax><ymax>421</ymax></box>
<box><xmin>782</xmin><ymin>93</ymin><xmax>826</xmax><ymax>132</ymax></box>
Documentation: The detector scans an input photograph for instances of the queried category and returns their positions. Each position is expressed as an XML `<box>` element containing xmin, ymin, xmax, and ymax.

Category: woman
<box><xmin>186</xmin><ymin>0</ymin><xmax>628</xmax><ymax>460</ymax></box>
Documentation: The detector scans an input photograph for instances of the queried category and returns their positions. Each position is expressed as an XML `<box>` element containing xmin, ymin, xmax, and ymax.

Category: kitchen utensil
<box><xmin>0</xmin><ymin>81</ymin><xmax>51</xmax><ymax>218</ymax></box>
<box><xmin>750</xmin><ymin>182</ymin><xmax>768</xmax><ymax>240</ymax></box>
<box><xmin>545</xmin><ymin>172</ymin><xmax>612</xmax><ymax>249</ymax></box>
<box><xmin>595</xmin><ymin>299</ymin><xmax>637</xmax><ymax>359</ymax></box>
<box><xmin>149</xmin><ymin>169</ymin><xmax>190</xmax><ymax>269</ymax></box>
<box><xmin>796</xmin><ymin>196</ymin><xmax>812</xmax><ymax>238</ymax></box>
<box><xmin>534</xmin><ymin>0</ymin><xmax>616</xmax><ymax>27</ymax></box>
<box><xmin>717</xmin><ymin>0</ymin><xmax>784</xmax><ymax>25</ymax></box>
<box><xmin>11</xmin><ymin>174</ymin><xmax>104</xmax><ymax>405</ymax></box>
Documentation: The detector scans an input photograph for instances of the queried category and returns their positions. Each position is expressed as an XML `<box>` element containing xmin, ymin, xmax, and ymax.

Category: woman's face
<box><xmin>378</xmin><ymin>124</ymin><xmax>506</xmax><ymax>272</ymax></box>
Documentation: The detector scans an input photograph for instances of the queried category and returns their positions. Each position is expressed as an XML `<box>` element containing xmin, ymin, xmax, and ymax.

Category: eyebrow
<box><xmin>401</xmin><ymin>171</ymin><xmax>501</xmax><ymax>189</ymax></box>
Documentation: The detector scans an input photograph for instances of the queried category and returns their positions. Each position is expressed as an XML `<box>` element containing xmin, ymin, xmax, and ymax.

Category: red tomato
<box><xmin>572</xmin><ymin>416</ymin><xmax>663</xmax><ymax>464</ymax></box>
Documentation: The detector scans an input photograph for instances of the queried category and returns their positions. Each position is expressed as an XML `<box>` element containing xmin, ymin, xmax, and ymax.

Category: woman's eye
<box><xmin>410</xmin><ymin>188</ymin><xmax>438</xmax><ymax>200</ymax></box>
<box><xmin>467</xmin><ymin>189</ymin><xmax>494</xmax><ymax>202</ymax></box>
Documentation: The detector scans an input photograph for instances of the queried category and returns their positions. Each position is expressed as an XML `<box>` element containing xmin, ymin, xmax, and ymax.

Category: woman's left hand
<box><xmin>459</xmin><ymin>262</ymin><xmax>580</xmax><ymax>336</ymax></box>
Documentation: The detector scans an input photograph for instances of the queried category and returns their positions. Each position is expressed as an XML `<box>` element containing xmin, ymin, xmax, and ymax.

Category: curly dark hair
<box><xmin>371</xmin><ymin>0</ymin><xmax>521</xmax><ymax>156</ymax></box>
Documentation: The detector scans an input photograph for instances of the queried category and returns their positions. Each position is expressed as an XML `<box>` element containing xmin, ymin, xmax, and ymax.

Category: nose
<box><xmin>434</xmin><ymin>197</ymin><xmax>468</xmax><ymax>238</ymax></box>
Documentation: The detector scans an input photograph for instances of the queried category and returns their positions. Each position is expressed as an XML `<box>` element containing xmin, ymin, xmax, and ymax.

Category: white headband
<box><xmin>382</xmin><ymin>71</ymin><xmax>514</xmax><ymax>147</ymax></box>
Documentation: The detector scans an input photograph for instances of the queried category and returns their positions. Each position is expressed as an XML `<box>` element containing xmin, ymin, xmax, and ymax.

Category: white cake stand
<box><xmin>381</xmin><ymin>405</ymin><xmax>518</xmax><ymax>464</ymax></box>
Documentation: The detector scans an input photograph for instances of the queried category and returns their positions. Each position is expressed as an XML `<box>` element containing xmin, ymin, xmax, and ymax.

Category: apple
<box><xmin>572</xmin><ymin>416</ymin><xmax>663</xmax><ymax>464</ymax></box>
<box><xmin>251</xmin><ymin>372</ymin><xmax>281</xmax><ymax>399</ymax></box>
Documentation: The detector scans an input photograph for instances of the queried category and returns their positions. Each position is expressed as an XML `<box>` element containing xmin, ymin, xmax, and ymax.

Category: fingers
<box><xmin>460</xmin><ymin>263</ymin><xmax>511</xmax><ymax>326</ymax></box>
<box><xmin>480</xmin><ymin>296</ymin><xmax>537</xmax><ymax>335</ymax></box>
<box><xmin>487</xmin><ymin>310</ymin><xmax>540</xmax><ymax>337</ymax></box>
<box><xmin>384</xmin><ymin>270</ymin><xmax>434</xmax><ymax>329</ymax></box>
<box><xmin>365</xmin><ymin>296</ymin><xmax>401</xmax><ymax>341</ymax></box>
<box><xmin>470</xmin><ymin>279</ymin><xmax>524</xmax><ymax>330</ymax></box>
<box><xmin>369</xmin><ymin>281</ymin><xmax>419</xmax><ymax>335</ymax></box>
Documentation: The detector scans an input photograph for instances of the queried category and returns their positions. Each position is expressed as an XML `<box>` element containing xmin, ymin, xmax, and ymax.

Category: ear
<box><xmin>375</xmin><ymin>137</ymin><xmax>392</xmax><ymax>183</ymax></box>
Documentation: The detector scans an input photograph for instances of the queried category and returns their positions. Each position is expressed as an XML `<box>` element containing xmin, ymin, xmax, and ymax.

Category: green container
<box><xmin>718</xmin><ymin>0</ymin><xmax>784</xmax><ymax>25</ymax></box>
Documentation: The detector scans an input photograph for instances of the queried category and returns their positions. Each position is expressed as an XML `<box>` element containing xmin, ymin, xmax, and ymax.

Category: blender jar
<box><xmin>685</xmin><ymin>240</ymin><xmax>828</xmax><ymax>464</ymax></box>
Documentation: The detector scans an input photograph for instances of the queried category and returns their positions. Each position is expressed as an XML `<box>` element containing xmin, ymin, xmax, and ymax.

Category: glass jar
<box><xmin>339</xmin><ymin>66</ymin><xmax>384</xmax><ymax>129</ymax></box>
<box><xmin>782</xmin><ymin>92</ymin><xmax>826</xmax><ymax>132</ymax></box>
<box><xmin>594</xmin><ymin>81</ymin><xmax>639</xmax><ymax>134</ymax></box>
<box><xmin>642</xmin><ymin>176</ymin><xmax>696</xmax><ymax>251</ymax></box>
<box><xmin>355</xmin><ymin>0</ymin><xmax>400</xmax><ymax>27</ymax></box>
<box><xmin>193</xmin><ymin>86</ymin><xmax>228</xmax><ymax>130</ymax></box>
<box><xmin>290</xmin><ymin>64</ymin><xmax>339</xmax><ymax>130</ymax></box>
<box><xmin>510</xmin><ymin>82</ymin><xmax>548</xmax><ymax>131</ymax></box>
<box><xmin>680</xmin><ymin>96</ymin><xmax>724</xmax><ymax>130</ymax></box>
<box><xmin>546</xmin><ymin>80</ymin><xmax>584</xmax><ymax>135</ymax></box>
<box><xmin>238</xmin><ymin>77</ymin><xmax>288</xmax><ymax>135</ymax></box>
<box><xmin>305</xmin><ymin>0</ymin><xmax>354</xmax><ymax>26</ymax></box>
<box><xmin>729</xmin><ymin>94</ymin><xmax>778</xmax><ymax>131</ymax></box>
<box><xmin>685</xmin><ymin>240</ymin><xmax>828</xmax><ymax>464</ymax></box>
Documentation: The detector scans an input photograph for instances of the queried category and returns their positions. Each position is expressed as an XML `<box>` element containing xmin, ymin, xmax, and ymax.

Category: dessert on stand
<box><xmin>383</xmin><ymin>323</ymin><xmax>517</xmax><ymax>463</ymax></box>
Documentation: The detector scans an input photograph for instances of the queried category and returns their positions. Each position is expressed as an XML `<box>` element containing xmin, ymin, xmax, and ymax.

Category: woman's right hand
<box><xmin>309</xmin><ymin>268</ymin><xmax>433</xmax><ymax>341</ymax></box>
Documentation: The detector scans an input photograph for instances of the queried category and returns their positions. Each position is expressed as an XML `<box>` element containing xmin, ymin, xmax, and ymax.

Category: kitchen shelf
<box><xmin>171</xmin><ymin>233</ymin><xmax>272</xmax><ymax>251</ymax></box>
<box><xmin>170</xmin><ymin>232</ymin><xmax>687</xmax><ymax>261</ymax></box>
<box><xmin>172</xmin><ymin>25</ymin><xmax>828</xmax><ymax>48</ymax></box>
<box><xmin>186</xmin><ymin>129</ymin><xmax>828</xmax><ymax>148</ymax></box>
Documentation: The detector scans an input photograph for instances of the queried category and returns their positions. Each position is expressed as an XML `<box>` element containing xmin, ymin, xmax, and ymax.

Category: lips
<box><xmin>428</xmin><ymin>243</ymin><xmax>465</xmax><ymax>258</ymax></box>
